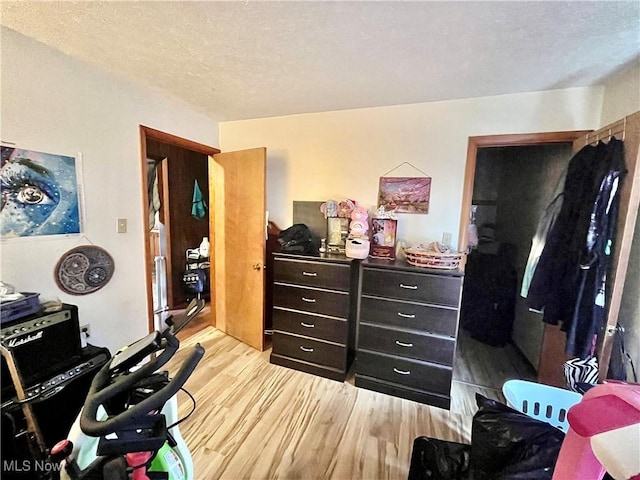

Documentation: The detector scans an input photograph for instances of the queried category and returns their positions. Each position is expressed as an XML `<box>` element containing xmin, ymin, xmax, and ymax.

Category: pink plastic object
<box><xmin>552</xmin><ymin>382</ymin><xmax>640</xmax><ymax>480</ymax></box>
<box><xmin>127</xmin><ymin>451</ymin><xmax>153</xmax><ymax>480</ymax></box>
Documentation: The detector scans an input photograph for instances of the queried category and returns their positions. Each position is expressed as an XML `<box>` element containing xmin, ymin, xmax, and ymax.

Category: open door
<box><xmin>209</xmin><ymin>147</ymin><xmax>267</xmax><ymax>351</ymax></box>
<box><xmin>574</xmin><ymin>112</ymin><xmax>640</xmax><ymax>381</ymax></box>
<box><xmin>538</xmin><ymin>112</ymin><xmax>640</xmax><ymax>385</ymax></box>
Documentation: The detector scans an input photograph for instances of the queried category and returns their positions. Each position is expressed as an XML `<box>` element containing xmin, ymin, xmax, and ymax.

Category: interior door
<box><xmin>573</xmin><ymin>112</ymin><xmax>640</xmax><ymax>381</ymax></box>
<box><xmin>209</xmin><ymin>147</ymin><xmax>267</xmax><ymax>351</ymax></box>
<box><xmin>537</xmin><ymin>112</ymin><xmax>640</xmax><ymax>386</ymax></box>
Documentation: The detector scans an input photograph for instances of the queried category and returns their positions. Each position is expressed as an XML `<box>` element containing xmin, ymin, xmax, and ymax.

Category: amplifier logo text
<box><xmin>7</xmin><ymin>330</ymin><xmax>43</xmax><ymax>348</ymax></box>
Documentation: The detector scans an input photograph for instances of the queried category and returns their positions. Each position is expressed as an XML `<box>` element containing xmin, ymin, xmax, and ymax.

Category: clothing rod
<box><xmin>585</xmin><ymin>118</ymin><xmax>626</xmax><ymax>145</ymax></box>
<box><xmin>586</xmin><ymin>129</ymin><xmax>625</xmax><ymax>145</ymax></box>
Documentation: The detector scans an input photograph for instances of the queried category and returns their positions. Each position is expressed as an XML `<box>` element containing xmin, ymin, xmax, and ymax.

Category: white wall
<box><xmin>600</xmin><ymin>61</ymin><xmax>640</xmax><ymax>126</ymax></box>
<box><xmin>0</xmin><ymin>28</ymin><xmax>220</xmax><ymax>353</ymax></box>
<box><xmin>220</xmin><ymin>87</ymin><xmax>603</xmax><ymax>249</ymax></box>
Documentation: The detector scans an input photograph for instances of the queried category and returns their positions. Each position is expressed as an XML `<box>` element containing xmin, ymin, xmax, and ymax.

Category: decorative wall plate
<box><xmin>55</xmin><ymin>245</ymin><xmax>115</xmax><ymax>295</ymax></box>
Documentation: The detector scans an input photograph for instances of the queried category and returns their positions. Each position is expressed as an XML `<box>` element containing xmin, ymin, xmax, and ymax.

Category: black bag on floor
<box><xmin>469</xmin><ymin>394</ymin><xmax>565</xmax><ymax>480</ymax></box>
<box><xmin>408</xmin><ymin>394</ymin><xmax>565</xmax><ymax>480</ymax></box>
<box><xmin>408</xmin><ymin>437</ymin><xmax>470</xmax><ymax>480</ymax></box>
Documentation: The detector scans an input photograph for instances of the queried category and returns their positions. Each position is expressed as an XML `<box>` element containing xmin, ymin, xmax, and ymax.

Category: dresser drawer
<box><xmin>362</xmin><ymin>268</ymin><xmax>461</xmax><ymax>306</ymax></box>
<box><xmin>273</xmin><ymin>308</ymin><xmax>347</xmax><ymax>344</ymax></box>
<box><xmin>354</xmin><ymin>376</ymin><xmax>450</xmax><ymax>409</ymax></box>
<box><xmin>359</xmin><ymin>296</ymin><xmax>457</xmax><ymax>337</ymax></box>
<box><xmin>355</xmin><ymin>350</ymin><xmax>452</xmax><ymax>395</ymax></box>
<box><xmin>274</xmin><ymin>258</ymin><xmax>351</xmax><ymax>291</ymax></box>
<box><xmin>272</xmin><ymin>332</ymin><xmax>346</xmax><ymax>370</ymax></box>
<box><xmin>273</xmin><ymin>284</ymin><xmax>349</xmax><ymax>318</ymax></box>
<box><xmin>358</xmin><ymin>324</ymin><xmax>455</xmax><ymax>366</ymax></box>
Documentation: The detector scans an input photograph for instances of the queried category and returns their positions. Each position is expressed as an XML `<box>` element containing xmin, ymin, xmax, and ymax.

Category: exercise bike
<box><xmin>50</xmin><ymin>300</ymin><xmax>206</xmax><ymax>480</ymax></box>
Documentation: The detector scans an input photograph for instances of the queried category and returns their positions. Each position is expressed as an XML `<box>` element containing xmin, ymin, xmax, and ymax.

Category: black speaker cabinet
<box><xmin>1</xmin><ymin>346</ymin><xmax>109</xmax><ymax>479</ymax></box>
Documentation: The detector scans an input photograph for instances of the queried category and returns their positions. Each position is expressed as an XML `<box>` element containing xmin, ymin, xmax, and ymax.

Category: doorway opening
<box><xmin>139</xmin><ymin>126</ymin><xmax>220</xmax><ymax>335</ymax></box>
<box><xmin>452</xmin><ymin>130</ymin><xmax>590</xmax><ymax>410</ymax></box>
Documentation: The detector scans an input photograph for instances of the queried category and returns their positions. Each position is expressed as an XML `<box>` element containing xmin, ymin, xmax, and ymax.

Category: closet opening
<box><xmin>139</xmin><ymin>126</ymin><xmax>220</xmax><ymax>336</ymax></box>
<box><xmin>453</xmin><ymin>131</ymin><xmax>589</xmax><ymax>405</ymax></box>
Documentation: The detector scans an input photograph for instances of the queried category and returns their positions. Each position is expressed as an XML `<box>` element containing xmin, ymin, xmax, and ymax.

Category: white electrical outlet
<box><xmin>80</xmin><ymin>324</ymin><xmax>91</xmax><ymax>348</ymax></box>
<box><xmin>81</xmin><ymin>324</ymin><xmax>91</xmax><ymax>338</ymax></box>
<box><xmin>442</xmin><ymin>232</ymin><xmax>452</xmax><ymax>245</ymax></box>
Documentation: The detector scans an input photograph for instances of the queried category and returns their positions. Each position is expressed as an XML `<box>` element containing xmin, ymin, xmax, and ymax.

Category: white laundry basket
<box><xmin>502</xmin><ymin>379</ymin><xmax>582</xmax><ymax>432</ymax></box>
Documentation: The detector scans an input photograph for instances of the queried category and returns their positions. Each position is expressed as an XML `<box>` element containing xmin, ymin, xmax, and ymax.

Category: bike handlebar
<box><xmin>79</xmin><ymin>331</ymin><xmax>204</xmax><ymax>437</ymax></box>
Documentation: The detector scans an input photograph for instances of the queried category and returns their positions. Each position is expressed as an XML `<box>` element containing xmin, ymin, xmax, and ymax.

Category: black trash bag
<box><xmin>408</xmin><ymin>436</ymin><xmax>470</xmax><ymax>480</ymax></box>
<box><xmin>408</xmin><ymin>395</ymin><xmax>566</xmax><ymax>480</ymax></box>
<box><xmin>277</xmin><ymin>223</ymin><xmax>320</xmax><ymax>255</ymax></box>
<box><xmin>469</xmin><ymin>394</ymin><xmax>565</xmax><ymax>480</ymax></box>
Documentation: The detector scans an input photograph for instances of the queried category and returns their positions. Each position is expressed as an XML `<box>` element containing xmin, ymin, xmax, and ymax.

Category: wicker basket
<box><xmin>404</xmin><ymin>248</ymin><xmax>463</xmax><ymax>269</ymax></box>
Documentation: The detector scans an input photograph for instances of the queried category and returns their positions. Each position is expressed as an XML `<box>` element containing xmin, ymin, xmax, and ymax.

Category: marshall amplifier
<box><xmin>1</xmin><ymin>304</ymin><xmax>82</xmax><ymax>391</ymax></box>
<box><xmin>1</xmin><ymin>346</ymin><xmax>110</xmax><ymax>467</ymax></box>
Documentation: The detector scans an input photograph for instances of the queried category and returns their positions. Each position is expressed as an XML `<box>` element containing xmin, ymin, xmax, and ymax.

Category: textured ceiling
<box><xmin>2</xmin><ymin>1</ymin><xmax>639</xmax><ymax>121</ymax></box>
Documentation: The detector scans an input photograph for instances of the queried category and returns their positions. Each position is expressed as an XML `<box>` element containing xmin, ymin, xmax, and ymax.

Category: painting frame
<box><xmin>1</xmin><ymin>145</ymin><xmax>85</xmax><ymax>241</ymax></box>
<box><xmin>377</xmin><ymin>176</ymin><xmax>431</xmax><ymax>214</ymax></box>
<box><xmin>369</xmin><ymin>218</ymin><xmax>398</xmax><ymax>260</ymax></box>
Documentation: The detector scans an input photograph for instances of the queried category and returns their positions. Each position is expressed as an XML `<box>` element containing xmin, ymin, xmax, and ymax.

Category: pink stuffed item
<box><xmin>349</xmin><ymin>220</ymin><xmax>368</xmax><ymax>238</ymax></box>
<box><xmin>337</xmin><ymin>199</ymin><xmax>355</xmax><ymax>218</ymax></box>
<box><xmin>351</xmin><ymin>206</ymin><xmax>369</xmax><ymax>222</ymax></box>
<box><xmin>348</xmin><ymin>205</ymin><xmax>369</xmax><ymax>238</ymax></box>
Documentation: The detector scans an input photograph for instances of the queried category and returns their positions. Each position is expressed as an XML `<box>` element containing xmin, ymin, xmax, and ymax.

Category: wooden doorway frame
<box><xmin>139</xmin><ymin>126</ymin><xmax>220</xmax><ymax>333</ymax></box>
<box><xmin>458</xmin><ymin>130</ymin><xmax>591</xmax><ymax>253</ymax></box>
<box><xmin>460</xmin><ymin>120</ymin><xmax>640</xmax><ymax>384</ymax></box>
<box><xmin>458</xmin><ymin>130</ymin><xmax>590</xmax><ymax>385</ymax></box>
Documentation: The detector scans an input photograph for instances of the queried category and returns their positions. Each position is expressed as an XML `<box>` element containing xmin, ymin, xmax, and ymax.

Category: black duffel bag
<box><xmin>277</xmin><ymin>223</ymin><xmax>320</xmax><ymax>255</ymax></box>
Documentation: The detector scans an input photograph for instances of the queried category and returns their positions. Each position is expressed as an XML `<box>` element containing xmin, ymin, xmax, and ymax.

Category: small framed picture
<box><xmin>326</xmin><ymin>217</ymin><xmax>349</xmax><ymax>252</ymax></box>
<box><xmin>369</xmin><ymin>218</ymin><xmax>397</xmax><ymax>259</ymax></box>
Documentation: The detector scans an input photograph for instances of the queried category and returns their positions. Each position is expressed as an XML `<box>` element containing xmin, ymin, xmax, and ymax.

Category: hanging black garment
<box><xmin>527</xmin><ymin>138</ymin><xmax>626</xmax><ymax>358</ymax></box>
<box><xmin>566</xmin><ymin>138</ymin><xmax>626</xmax><ymax>358</ymax></box>
<box><xmin>526</xmin><ymin>142</ymin><xmax>605</xmax><ymax>322</ymax></box>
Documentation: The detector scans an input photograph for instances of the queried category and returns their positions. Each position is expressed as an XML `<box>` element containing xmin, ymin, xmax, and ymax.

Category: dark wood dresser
<box><xmin>270</xmin><ymin>253</ymin><xmax>357</xmax><ymax>381</ymax></box>
<box><xmin>355</xmin><ymin>258</ymin><xmax>464</xmax><ymax>409</ymax></box>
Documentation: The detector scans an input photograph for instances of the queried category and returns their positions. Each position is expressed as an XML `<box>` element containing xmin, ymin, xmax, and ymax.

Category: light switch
<box><xmin>117</xmin><ymin>218</ymin><xmax>127</xmax><ymax>234</ymax></box>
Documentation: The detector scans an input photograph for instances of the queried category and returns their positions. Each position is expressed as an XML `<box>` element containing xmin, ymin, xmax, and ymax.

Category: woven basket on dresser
<box><xmin>404</xmin><ymin>248</ymin><xmax>463</xmax><ymax>269</ymax></box>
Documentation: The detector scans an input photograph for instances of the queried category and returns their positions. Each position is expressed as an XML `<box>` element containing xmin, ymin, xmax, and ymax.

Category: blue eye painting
<box><xmin>1</xmin><ymin>146</ymin><xmax>82</xmax><ymax>238</ymax></box>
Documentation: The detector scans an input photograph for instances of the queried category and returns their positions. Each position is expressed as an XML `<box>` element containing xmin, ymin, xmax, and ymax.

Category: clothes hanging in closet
<box><xmin>526</xmin><ymin>138</ymin><xmax>626</xmax><ymax>358</ymax></box>
<box><xmin>520</xmin><ymin>164</ymin><xmax>568</xmax><ymax>299</ymax></box>
<box><xmin>567</xmin><ymin>138</ymin><xmax>625</xmax><ymax>358</ymax></box>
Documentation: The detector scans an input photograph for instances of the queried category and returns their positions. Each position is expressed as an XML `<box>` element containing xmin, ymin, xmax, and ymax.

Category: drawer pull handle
<box><xmin>393</xmin><ymin>368</ymin><xmax>411</xmax><ymax>375</ymax></box>
<box><xmin>302</xmin><ymin>272</ymin><xmax>318</xmax><ymax>277</ymax></box>
<box><xmin>395</xmin><ymin>341</ymin><xmax>414</xmax><ymax>348</ymax></box>
<box><xmin>302</xmin><ymin>297</ymin><xmax>316</xmax><ymax>303</ymax></box>
<box><xmin>397</xmin><ymin>312</ymin><xmax>416</xmax><ymax>319</ymax></box>
<box><xmin>399</xmin><ymin>283</ymin><xmax>418</xmax><ymax>290</ymax></box>
<box><xmin>300</xmin><ymin>346</ymin><xmax>314</xmax><ymax>352</ymax></box>
<box><xmin>301</xmin><ymin>322</ymin><xmax>315</xmax><ymax>328</ymax></box>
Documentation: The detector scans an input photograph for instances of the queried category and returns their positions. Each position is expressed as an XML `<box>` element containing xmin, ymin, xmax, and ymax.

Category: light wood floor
<box><xmin>169</xmin><ymin>326</ymin><xmax>535</xmax><ymax>479</ymax></box>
